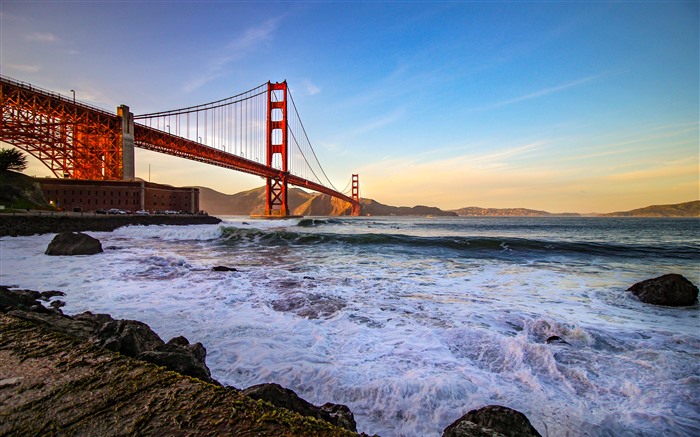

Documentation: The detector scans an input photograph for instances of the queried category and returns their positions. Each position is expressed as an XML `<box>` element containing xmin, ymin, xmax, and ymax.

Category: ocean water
<box><xmin>1</xmin><ymin>216</ymin><xmax>699</xmax><ymax>436</ymax></box>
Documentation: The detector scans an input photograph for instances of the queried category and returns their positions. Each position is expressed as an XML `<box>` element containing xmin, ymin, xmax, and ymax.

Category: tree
<box><xmin>0</xmin><ymin>148</ymin><xmax>28</xmax><ymax>172</ymax></box>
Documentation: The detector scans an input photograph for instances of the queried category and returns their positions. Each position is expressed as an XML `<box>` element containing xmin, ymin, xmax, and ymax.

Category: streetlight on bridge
<box><xmin>70</xmin><ymin>89</ymin><xmax>75</xmax><ymax>104</ymax></box>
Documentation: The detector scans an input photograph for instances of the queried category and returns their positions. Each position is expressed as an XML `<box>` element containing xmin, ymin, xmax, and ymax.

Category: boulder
<box><xmin>212</xmin><ymin>265</ymin><xmax>237</xmax><ymax>272</ymax></box>
<box><xmin>45</xmin><ymin>231</ymin><xmax>103</xmax><ymax>256</ymax></box>
<box><xmin>628</xmin><ymin>274</ymin><xmax>698</xmax><ymax>306</ymax></box>
<box><xmin>242</xmin><ymin>383</ymin><xmax>357</xmax><ymax>432</ymax></box>
<box><xmin>137</xmin><ymin>336</ymin><xmax>214</xmax><ymax>384</ymax></box>
<box><xmin>95</xmin><ymin>319</ymin><xmax>166</xmax><ymax>357</ymax></box>
<box><xmin>443</xmin><ymin>405</ymin><xmax>541</xmax><ymax>437</ymax></box>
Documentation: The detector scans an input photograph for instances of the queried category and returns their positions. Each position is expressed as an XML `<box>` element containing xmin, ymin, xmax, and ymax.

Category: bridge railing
<box><xmin>0</xmin><ymin>75</ymin><xmax>117</xmax><ymax>119</ymax></box>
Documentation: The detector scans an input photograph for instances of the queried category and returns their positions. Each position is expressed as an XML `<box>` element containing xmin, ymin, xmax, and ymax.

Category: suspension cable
<box><xmin>287</xmin><ymin>89</ymin><xmax>340</xmax><ymax>192</ymax></box>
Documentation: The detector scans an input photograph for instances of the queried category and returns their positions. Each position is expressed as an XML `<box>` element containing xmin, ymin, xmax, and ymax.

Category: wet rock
<box><xmin>39</xmin><ymin>290</ymin><xmax>66</xmax><ymax>301</ymax></box>
<box><xmin>45</xmin><ymin>231</ymin><xmax>103</xmax><ymax>256</ymax></box>
<box><xmin>137</xmin><ymin>336</ymin><xmax>214</xmax><ymax>384</ymax></box>
<box><xmin>319</xmin><ymin>403</ymin><xmax>357</xmax><ymax>433</ymax></box>
<box><xmin>74</xmin><ymin>313</ymin><xmax>215</xmax><ymax>383</ymax></box>
<box><xmin>546</xmin><ymin>335</ymin><xmax>569</xmax><ymax>345</ymax></box>
<box><xmin>270</xmin><ymin>293</ymin><xmax>346</xmax><ymax>319</ymax></box>
<box><xmin>0</xmin><ymin>287</ymin><xmax>46</xmax><ymax>313</ymax></box>
<box><xmin>443</xmin><ymin>405</ymin><xmax>541</xmax><ymax>437</ymax></box>
<box><xmin>242</xmin><ymin>383</ymin><xmax>357</xmax><ymax>432</ymax></box>
<box><xmin>49</xmin><ymin>300</ymin><xmax>65</xmax><ymax>310</ymax></box>
<box><xmin>212</xmin><ymin>265</ymin><xmax>237</xmax><ymax>272</ymax></box>
<box><xmin>628</xmin><ymin>274</ymin><xmax>698</xmax><ymax>306</ymax></box>
<box><xmin>95</xmin><ymin>319</ymin><xmax>165</xmax><ymax>356</ymax></box>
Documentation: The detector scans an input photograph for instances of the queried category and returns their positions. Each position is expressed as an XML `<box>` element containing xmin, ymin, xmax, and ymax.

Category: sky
<box><xmin>1</xmin><ymin>1</ymin><xmax>698</xmax><ymax>213</ymax></box>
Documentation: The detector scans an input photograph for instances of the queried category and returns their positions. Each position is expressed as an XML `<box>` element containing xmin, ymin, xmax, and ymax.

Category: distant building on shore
<box><xmin>39</xmin><ymin>179</ymin><xmax>199</xmax><ymax>213</ymax></box>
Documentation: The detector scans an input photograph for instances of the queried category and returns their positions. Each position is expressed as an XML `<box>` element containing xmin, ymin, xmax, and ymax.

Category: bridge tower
<box><xmin>265</xmin><ymin>81</ymin><xmax>290</xmax><ymax>216</ymax></box>
<box><xmin>352</xmin><ymin>174</ymin><xmax>360</xmax><ymax>216</ymax></box>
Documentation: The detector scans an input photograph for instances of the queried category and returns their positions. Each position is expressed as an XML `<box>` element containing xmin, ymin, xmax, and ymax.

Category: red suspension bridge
<box><xmin>0</xmin><ymin>75</ymin><xmax>360</xmax><ymax>216</ymax></box>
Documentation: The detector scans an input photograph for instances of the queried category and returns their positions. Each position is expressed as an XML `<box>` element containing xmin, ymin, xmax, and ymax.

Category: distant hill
<box><xmin>451</xmin><ymin>206</ymin><xmax>579</xmax><ymax>217</ymax></box>
<box><xmin>196</xmin><ymin>186</ymin><xmax>316</xmax><ymax>216</ymax></box>
<box><xmin>601</xmin><ymin>200</ymin><xmax>700</xmax><ymax>217</ymax></box>
<box><xmin>196</xmin><ymin>186</ymin><xmax>457</xmax><ymax>216</ymax></box>
<box><xmin>360</xmin><ymin>198</ymin><xmax>457</xmax><ymax>216</ymax></box>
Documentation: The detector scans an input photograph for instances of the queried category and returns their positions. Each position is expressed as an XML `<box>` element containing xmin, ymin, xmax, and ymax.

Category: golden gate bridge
<box><xmin>0</xmin><ymin>75</ymin><xmax>360</xmax><ymax>216</ymax></box>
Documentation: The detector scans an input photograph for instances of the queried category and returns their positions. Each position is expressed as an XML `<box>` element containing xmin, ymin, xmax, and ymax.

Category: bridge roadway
<box><xmin>135</xmin><ymin>124</ymin><xmax>356</xmax><ymax>205</ymax></box>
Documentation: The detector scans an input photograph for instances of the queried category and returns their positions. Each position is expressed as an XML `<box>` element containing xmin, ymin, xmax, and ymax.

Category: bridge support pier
<box><xmin>118</xmin><ymin>105</ymin><xmax>135</xmax><ymax>180</ymax></box>
<box><xmin>263</xmin><ymin>81</ymin><xmax>293</xmax><ymax>217</ymax></box>
<box><xmin>352</xmin><ymin>174</ymin><xmax>360</xmax><ymax>216</ymax></box>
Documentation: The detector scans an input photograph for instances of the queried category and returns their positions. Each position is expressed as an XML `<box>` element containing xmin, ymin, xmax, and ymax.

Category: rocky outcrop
<box><xmin>242</xmin><ymin>383</ymin><xmax>357</xmax><ymax>432</ymax></box>
<box><xmin>0</xmin><ymin>286</ymin><xmax>363</xmax><ymax>435</ymax></box>
<box><xmin>628</xmin><ymin>274</ymin><xmax>698</xmax><ymax>306</ymax></box>
<box><xmin>443</xmin><ymin>405</ymin><xmax>541</xmax><ymax>437</ymax></box>
<box><xmin>0</xmin><ymin>312</ymin><xmax>357</xmax><ymax>436</ymax></box>
<box><xmin>45</xmin><ymin>231</ymin><xmax>103</xmax><ymax>255</ymax></box>
<box><xmin>1</xmin><ymin>286</ymin><xmax>214</xmax><ymax>384</ymax></box>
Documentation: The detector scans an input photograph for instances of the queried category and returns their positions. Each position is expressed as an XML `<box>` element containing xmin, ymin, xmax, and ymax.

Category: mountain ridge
<box><xmin>197</xmin><ymin>186</ymin><xmax>698</xmax><ymax>217</ymax></box>
<box><xmin>600</xmin><ymin>200</ymin><xmax>699</xmax><ymax>217</ymax></box>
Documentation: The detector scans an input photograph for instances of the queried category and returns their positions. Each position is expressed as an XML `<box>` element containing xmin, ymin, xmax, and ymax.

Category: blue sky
<box><xmin>1</xmin><ymin>1</ymin><xmax>698</xmax><ymax>213</ymax></box>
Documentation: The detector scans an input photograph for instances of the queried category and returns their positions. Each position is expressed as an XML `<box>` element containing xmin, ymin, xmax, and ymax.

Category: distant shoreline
<box><xmin>0</xmin><ymin>212</ymin><xmax>222</xmax><ymax>237</ymax></box>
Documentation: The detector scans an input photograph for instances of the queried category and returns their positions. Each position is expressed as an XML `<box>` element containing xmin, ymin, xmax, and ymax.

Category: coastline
<box><xmin>0</xmin><ymin>308</ymin><xmax>356</xmax><ymax>436</ymax></box>
<box><xmin>0</xmin><ymin>219</ymin><xmax>555</xmax><ymax>436</ymax></box>
<box><xmin>0</xmin><ymin>212</ymin><xmax>222</xmax><ymax>237</ymax></box>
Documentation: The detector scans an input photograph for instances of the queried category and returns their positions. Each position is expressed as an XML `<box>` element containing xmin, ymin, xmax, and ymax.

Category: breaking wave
<box><xmin>219</xmin><ymin>226</ymin><xmax>700</xmax><ymax>260</ymax></box>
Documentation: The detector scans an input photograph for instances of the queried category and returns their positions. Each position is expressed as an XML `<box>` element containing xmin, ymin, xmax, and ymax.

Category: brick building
<box><xmin>39</xmin><ymin>179</ymin><xmax>199</xmax><ymax>213</ymax></box>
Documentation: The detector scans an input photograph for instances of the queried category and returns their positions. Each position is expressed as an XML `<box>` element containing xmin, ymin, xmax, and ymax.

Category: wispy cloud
<box><xmin>26</xmin><ymin>32</ymin><xmax>56</xmax><ymax>43</ymax></box>
<box><xmin>343</xmin><ymin>108</ymin><xmax>406</xmax><ymax>139</ymax></box>
<box><xmin>7</xmin><ymin>64</ymin><xmax>41</xmax><ymax>73</ymax></box>
<box><xmin>183</xmin><ymin>18</ymin><xmax>280</xmax><ymax>93</ymax></box>
<box><xmin>303</xmin><ymin>80</ymin><xmax>320</xmax><ymax>95</ymax></box>
<box><xmin>473</xmin><ymin>74</ymin><xmax>603</xmax><ymax>112</ymax></box>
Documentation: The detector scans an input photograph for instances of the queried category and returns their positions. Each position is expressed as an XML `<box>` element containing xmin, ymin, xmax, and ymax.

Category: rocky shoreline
<box><xmin>0</xmin><ymin>212</ymin><xmax>222</xmax><ymax>237</ymax></box>
<box><xmin>0</xmin><ymin>285</ymin><xmax>544</xmax><ymax>436</ymax></box>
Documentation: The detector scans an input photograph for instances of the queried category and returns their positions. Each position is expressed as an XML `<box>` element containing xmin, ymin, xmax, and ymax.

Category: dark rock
<box><xmin>69</xmin><ymin>313</ymin><xmax>215</xmax><ymax>383</ymax></box>
<box><xmin>320</xmin><ymin>402</ymin><xmax>357</xmax><ymax>433</ymax></box>
<box><xmin>546</xmin><ymin>335</ymin><xmax>569</xmax><ymax>345</ymax></box>
<box><xmin>39</xmin><ymin>290</ymin><xmax>66</xmax><ymax>301</ymax></box>
<box><xmin>443</xmin><ymin>405</ymin><xmax>541</xmax><ymax>437</ymax></box>
<box><xmin>95</xmin><ymin>319</ymin><xmax>166</xmax><ymax>356</ymax></box>
<box><xmin>0</xmin><ymin>287</ymin><xmax>50</xmax><ymax>313</ymax></box>
<box><xmin>49</xmin><ymin>300</ymin><xmax>65</xmax><ymax>310</ymax></box>
<box><xmin>45</xmin><ymin>231</ymin><xmax>103</xmax><ymax>256</ymax></box>
<box><xmin>628</xmin><ymin>274</ymin><xmax>699</xmax><ymax>306</ymax></box>
<box><xmin>242</xmin><ymin>383</ymin><xmax>357</xmax><ymax>432</ymax></box>
<box><xmin>137</xmin><ymin>336</ymin><xmax>214</xmax><ymax>384</ymax></box>
<box><xmin>212</xmin><ymin>265</ymin><xmax>237</xmax><ymax>272</ymax></box>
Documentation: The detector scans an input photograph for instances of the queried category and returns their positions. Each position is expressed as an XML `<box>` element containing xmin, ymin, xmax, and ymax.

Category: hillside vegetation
<box><xmin>0</xmin><ymin>170</ymin><xmax>51</xmax><ymax>210</ymax></box>
<box><xmin>602</xmin><ymin>200</ymin><xmax>700</xmax><ymax>217</ymax></box>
